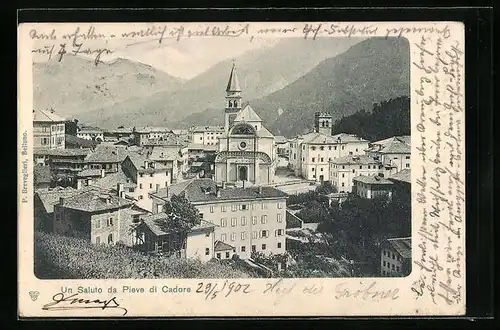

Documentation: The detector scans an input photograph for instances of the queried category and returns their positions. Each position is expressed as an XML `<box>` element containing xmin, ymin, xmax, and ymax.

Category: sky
<box><xmin>32</xmin><ymin>36</ymin><xmax>278</xmax><ymax>80</ymax></box>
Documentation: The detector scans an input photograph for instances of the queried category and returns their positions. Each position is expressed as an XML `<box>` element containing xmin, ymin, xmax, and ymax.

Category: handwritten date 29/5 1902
<box><xmin>196</xmin><ymin>281</ymin><xmax>251</xmax><ymax>300</ymax></box>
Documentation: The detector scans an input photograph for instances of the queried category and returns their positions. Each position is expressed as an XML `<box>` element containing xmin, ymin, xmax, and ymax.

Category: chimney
<box><xmin>59</xmin><ymin>197</ymin><xmax>65</xmax><ymax>206</ymax></box>
<box><xmin>101</xmin><ymin>169</ymin><xmax>106</xmax><ymax>178</ymax></box>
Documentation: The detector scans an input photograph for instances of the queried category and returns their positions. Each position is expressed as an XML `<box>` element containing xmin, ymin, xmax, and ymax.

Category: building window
<box><xmin>320</xmin><ymin>167</ymin><xmax>323</xmax><ymax>172</ymax></box>
<box><xmin>261</xmin><ymin>203</ymin><xmax>267</xmax><ymax>210</ymax></box>
<box><xmin>252</xmin><ymin>216</ymin><xmax>257</xmax><ymax>225</ymax></box>
<box><xmin>277</xmin><ymin>242</ymin><xmax>282</xmax><ymax>248</ymax></box>
<box><xmin>392</xmin><ymin>264</ymin><xmax>395</xmax><ymax>270</ymax></box>
<box><xmin>392</xmin><ymin>253</ymin><xmax>395</xmax><ymax>260</ymax></box>
<box><xmin>95</xmin><ymin>219</ymin><xmax>101</xmax><ymax>229</ymax></box>
<box><xmin>139</xmin><ymin>183</ymin><xmax>143</xmax><ymax>189</ymax></box>
<box><xmin>359</xmin><ymin>166</ymin><xmax>363</xmax><ymax>169</ymax></box>
<box><xmin>216</xmin><ymin>253</ymin><xmax>221</xmax><ymax>259</ymax></box>
<box><xmin>241</xmin><ymin>246</ymin><xmax>246</xmax><ymax>252</ymax></box>
<box><xmin>406</xmin><ymin>163</ymin><xmax>410</xmax><ymax>168</ymax></box>
<box><xmin>329</xmin><ymin>158</ymin><xmax>331</xmax><ymax>161</ymax></box>
<box><xmin>150</xmin><ymin>183</ymin><xmax>153</xmax><ymax>189</ymax></box>
<box><xmin>311</xmin><ymin>146</ymin><xmax>316</xmax><ymax>151</ymax></box>
<box><xmin>241</xmin><ymin>204</ymin><xmax>248</xmax><ymax>210</ymax></box>
<box><xmin>396</xmin><ymin>266</ymin><xmax>400</xmax><ymax>272</ymax></box>
<box><xmin>150</xmin><ymin>174</ymin><xmax>154</xmax><ymax>178</ymax></box>
<box><xmin>252</xmin><ymin>231</ymin><xmax>257</xmax><ymax>239</ymax></box>
<box><xmin>107</xmin><ymin>217</ymin><xmax>113</xmax><ymax>226</ymax></box>
<box><xmin>342</xmin><ymin>165</ymin><xmax>345</xmax><ymax>169</ymax></box>
<box><xmin>261</xmin><ymin>215</ymin><xmax>267</xmax><ymax>224</ymax></box>
<box><xmin>241</xmin><ymin>216</ymin><xmax>247</xmax><ymax>226</ymax></box>
<box><xmin>231</xmin><ymin>217</ymin><xmax>237</xmax><ymax>227</ymax></box>
<box><xmin>252</xmin><ymin>245</ymin><xmax>256</xmax><ymax>252</ymax></box>
<box><xmin>342</xmin><ymin>146</ymin><xmax>345</xmax><ymax>150</ymax></box>
<box><xmin>231</xmin><ymin>204</ymin><xmax>238</xmax><ymax>211</ymax></box>
<box><xmin>210</xmin><ymin>206</ymin><xmax>214</xmax><ymax>213</ymax></box>
<box><xmin>277</xmin><ymin>214</ymin><xmax>283</xmax><ymax>223</ymax></box>
<box><xmin>320</xmin><ymin>146</ymin><xmax>324</xmax><ymax>151</ymax></box>
<box><xmin>276</xmin><ymin>229</ymin><xmax>283</xmax><ymax>236</ymax></box>
<box><xmin>341</xmin><ymin>182</ymin><xmax>345</xmax><ymax>187</ymax></box>
<box><xmin>320</xmin><ymin>158</ymin><xmax>324</xmax><ymax>162</ymax></box>
<box><xmin>406</xmin><ymin>155</ymin><xmax>411</xmax><ymax>159</ymax></box>
<box><xmin>221</xmin><ymin>234</ymin><xmax>227</xmax><ymax>242</ymax></box>
<box><xmin>312</xmin><ymin>157</ymin><xmax>315</xmax><ymax>163</ymax></box>
<box><xmin>139</xmin><ymin>173</ymin><xmax>143</xmax><ymax>178</ymax></box>
<box><xmin>108</xmin><ymin>233</ymin><xmax>113</xmax><ymax>244</ymax></box>
<box><xmin>231</xmin><ymin>233</ymin><xmax>236</xmax><ymax>241</ymax></box>
<box><xmin>128</xmin><ymin>188</ymin><xmax>134</xmax><ymax>193</ymax></box>
<box><xmin>352</xmin><ymin>169</ymin><xmax>355</xmax><ymax>173</ymax></box>
<box><xmin>220</xmin><ymin>218</ymin><xmax>228</xmax><ymax>227</ymax></box>
<box><xmin>260</xmin><ymin>230</ymin><xmax>268</xmax><ymax>238</ymax></box>
<box><xmin>278</xmin><ymin>202</ymin><xmax>283</xmax><ymax>209</ymax></box>
<box><xmin>383</xmin><ymin>250</ymin><xmax>386</xmax><ymax>256</ymax></box>
<box><xmin>205</xmin><ymin>248</ymin><xmax>210</xmax><ymax>256</ymax></box>
<box><xmin>383</xmin><ymin>261</ymin><xmax>386</xmax><ymax>266</ymax></box>
<box><xmin>312</xmin><ymin>168</ymin><xmax>315</xmax><ymax>172</ymax></box>
<box><xmin>251</xmin><ymin>203</ymin><xmax>256</xmax><ymax>210</ymax></box>
<box><xmin>262</xmin><ymin>244</ymin><xmax>266</xmax><ymax>250</ymax></box>
<box><xmin>95</xmin><ymin>236</ymin><xmax>100</xmax><ymax>244</ymax></box>
<box><xmin>241</xmin><ymin>232</ymin><xmax>246</xmax><ymax>240</ymax></box>
<box><xmin>342</xmin><ymin>173</ymin><xmax>345</xmax><ymax>178</ymax></box>
<box><xmin>221</xmin><ymin>205</ymin><xmax>227</xmax><ymax>212</ymax></box>
<box><xmin>138</xmin><ymin>195</ymin><xmax>143</xmax><ymax>200</ymax></box>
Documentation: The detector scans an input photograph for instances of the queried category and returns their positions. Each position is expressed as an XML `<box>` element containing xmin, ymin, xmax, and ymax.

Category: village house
<box><xmin>132</xmin><ymin>127</ymin><xmax>173</xmax><ymax>146</ymax></box>
<box><xmin>365</xmin><ymin>136</ymin><xmax>411</xmax><ymax>172</ymax></box>
<box><xmin>380</xmin><ymin>237</ymin><xmax>411</xmax><ymax>277</ymax></box>
<box><xmin>34</xmin><ymin>187</ymin><xmax>77</xmax><ymax>232</ymax></box>
<box><xmin>76</xmin><ymin>126</ymin><xmax>105</xmax><ymax>142</ymax></box>
<box><xmin>148</xmin><ymin>147</ymin><xmax>184</xmax><ymax>184</ymax></box>
<box><xmin>329</xmin><ymin>154</ymin><xmax>398</xmax><ymax>193</ymax></box>
<box><xmin>133</xmin><ymin>212</ymin><xmax>216</xmax><ymax>262</ymax></box>
<box><xmin>84</xmin><ymin>145</ymin><xmax>132</xmax><ymax>174</ymax></box>
<box><xmin>120</xmin><ymin>154</ymin><xmax>171</xmax><ymax>212</ymax></box>
<box><xmin>274</xmin><ymin>136</ymin><xmax>289</xmax><ymax>156</ymax></box>
<box><xmin>76</xmin><ymin>168</ymin><xmax>106</xmax><ymax>188</ymax></box>
<box><xmin>33</xmin><ymin>108</ymin><xmax>66</xmax><ymax>151</ymax></box>
<box><xmin>288</xmin><ymin>113</ymin><xmax>369</xmax><ymax>182</ymax></box>
<box><xmin>103</xmin><ymin>127</ymin><xmax>133</xmax><ymax>142</ymax></box>
<box><xmin>149</xmin><ymin>178</ymin><xmax>288</xmax><ymax>260</ymax></box>
<box><xmin>53</xmin><ymin>186</ymin><xmax>145</xmax><ymax>246</ymax></box>
<box><xmin>352</xmin><ymin>175</ymin><xmax>394</xmax><ymax>199</ymax></box>
<box><xmin>34</xmin><ymin>148</ymin><xmax>92</xmax><ymax>186</ymax></box>
<box><xmin>64</xmin><ymin>134</ymin><xmax>99</xmax><ymax>149</ymax></box>
<box><xmin>34</xmin><ymin>164</ymin><xmax>52</xmax><ymax>190</ymax></box>
<box><xmin>388</xmin><ymin>169</ymin><xmax>411</xmax><ymax>202</ymax></box>
<box><xmin>187</xmin><ymin>143</ymin><xmax>218</xmax><ymax>162</ymax></box>
<box><xmin>190</xmin><ymin>125</ymin><xmax>225</xmax><ymax>146</ymax></box>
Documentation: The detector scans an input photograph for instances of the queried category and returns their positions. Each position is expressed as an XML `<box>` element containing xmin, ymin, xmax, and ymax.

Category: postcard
<box><xmin>18</xmin><ymin>20</ymin><xmax>465</xmax><ymax>317</ymax></box>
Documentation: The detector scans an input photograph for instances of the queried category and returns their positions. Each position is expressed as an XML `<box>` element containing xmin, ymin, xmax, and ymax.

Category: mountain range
<box><xmin>33</xmin><ymin>37</ymin><xmax>410</xmax><ymax>138</ymax></box>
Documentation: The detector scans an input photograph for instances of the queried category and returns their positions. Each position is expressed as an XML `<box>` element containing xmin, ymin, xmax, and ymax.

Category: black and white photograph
<box><xmin>18</xmin><ymin>20</ymin><xmax>466</xmax><ymax>317</ymax></box>
<box><xmin>31</xmin><ymin>32</ymin><xmax>412</xmax><ymax>280</ymax></box>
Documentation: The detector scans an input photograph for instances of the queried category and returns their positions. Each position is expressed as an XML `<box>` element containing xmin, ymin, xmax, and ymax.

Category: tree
<box><xmin>162</xmin><ymin>194</ymin><xmax>202</xmax><ymax>233</ymax></box>
<box><xmin>315</xmin><ymin>181</ymin><xmax>337</xmax><ymax>195</ymax></box>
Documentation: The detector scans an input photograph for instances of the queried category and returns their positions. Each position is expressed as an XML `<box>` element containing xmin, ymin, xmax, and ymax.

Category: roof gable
<box><xmin>234</xmin><ymin>105</ymin><xmax>262</xmax><ymax>123</ymax></box>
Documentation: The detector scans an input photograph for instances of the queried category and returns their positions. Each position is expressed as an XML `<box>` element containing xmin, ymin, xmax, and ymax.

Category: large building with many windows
<box><xmin>380</xmin><ymin>237</ymin><xmax>411</xmax><ymax>277</ymax></box>
<box><xmin>149</xmin><ymin>178</ymin><xmax>287</xmax><ymax>260</ymax></box>
<box><xmin>190</xmin><ymin>125</ymin><xmax>225</xmax><ymax>146</ymax></box>
<box><xmin>33</xmin><ymin>109</ymin><xmax>66</xmax><ymax>151</ymax></box>
<box><xmin>364</xmin><ymin>136</ymin><xmax>411</xmax><ymax>172</ymax></box>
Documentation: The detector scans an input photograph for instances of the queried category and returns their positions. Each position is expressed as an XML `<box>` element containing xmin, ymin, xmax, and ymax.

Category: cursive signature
<box><xmin>42</xmin><ymin>292</ymin><xmax>128</xmax><ymax>315</ymax></box>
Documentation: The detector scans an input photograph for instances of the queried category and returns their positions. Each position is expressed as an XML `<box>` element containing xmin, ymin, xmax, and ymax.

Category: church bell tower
<box><xmin>224</xmin><ymin>61</ymin><xmax>242</xmax><ymax>132</ymax></box>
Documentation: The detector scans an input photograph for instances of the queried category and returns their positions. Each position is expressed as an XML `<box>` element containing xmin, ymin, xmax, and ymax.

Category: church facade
<box><xmin>215</xmin><ymin>63</ymin><xmax>276</xmax><ymax>186</ymax></box>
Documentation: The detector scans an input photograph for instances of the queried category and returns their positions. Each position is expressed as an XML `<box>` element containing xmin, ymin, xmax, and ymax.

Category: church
<box><xmin>214</xmin><ymin>63</ymin><xmax>276</xmax><ymax>186</ymax></box>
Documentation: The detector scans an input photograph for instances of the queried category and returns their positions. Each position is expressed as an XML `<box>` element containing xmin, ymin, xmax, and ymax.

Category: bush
<box><xmin>35</xmin><ymin>232</ymin><xmax>252</xmax><ymax>279</ymax></box>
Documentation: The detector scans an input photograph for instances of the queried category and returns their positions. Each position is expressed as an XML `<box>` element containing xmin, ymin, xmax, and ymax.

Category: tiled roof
<box><xmin>385</xmin><ymin>237</ymin><xmax>412</xmax><ymax>259</ymax></box>
<box><xmin>141</xmin><ymin>212</ymin><xmax>216</xmax><ymax>236</ymax></box>
<box><xmin>214</xmin><ymin>240</ymin><xmax>235</xmax><ymax>252</ymax></box>
<box><xmin>388</xmin><ymin>169</ymin><xmax>411</xmax><ymax>184</ymax></box>
<box><xmin>331</xmin><ymin>133</ymin><xmax>369</xmax><ymax>143</ymax></box>
<box><xmin>92</xmin><ymin>167</ymin><xmax>133</xmax><ymax>190</ymax></box>
<box><xmin>301</xmin><ymin>132</ymin><xmax>339</xmax><ymax>144</ymax></box>
<box><xmin>353</xmin><ymin>175</ymin><xmax>394</xmax><ymax>185</ymax></box>
<box><xmin>85</xmin><ymin>145</ymin><xmax>131</xmax><ymax>163</ymax></box>
<box><xmin>226</xmin><ymin>63</ymin><xmax>241</xmax><ymax>92</ymax></box>
<box><xmin>234</xmin><ymin>105</ymin><xmax>262</xmax><ymax>122</ymax></box>
<box><xmin>78</xmin><ymin>126</ymin><xmax>104</xmax><ymax>133</ymax></box>
<box><xmin>151</xmin><ymin>178</ymin><xmax>288</xmax><ymax>203</ymax></box>
<box><xmin>191</xmin><ymin>125</ymin><xmax>225</xmax><ymax>133</ymax></box>
<box><xmin>274</xmin><ymin>136</ymin><xmax>288</xmax><ymax>144</ymax></box>
<box><xmin>35</xmin><ymin>187</ymin><xmax>77</xmax><ymax>214</ymax></box>
<box><xmin>331</xmin><ymin>154</ymin><xmax>381</xmax><ymax>165</ymax></box>
<box><xmin>34</xmin><ymin>164</ymin><xmax>51</xmax><ymax>184</ymax></box>
<box><xmin>77</xmin><ymin>168</ymin><xmax>103</xmax><ymax>178</ymax></box>
<box><xmin>33</xmin><ymin>148</ymin><xmax>92</xmax><ymax>157</ymax></box>
<box><xmin>187</xmin><ymin>143</ymin><xmax>218</xmax><ymax>151</ymax></box>
<box><xmin>59</xmin><ymin>186</ymin><xmax>132</xmax><ymax>212</ymax></box>
<box><xmin>366</xmin><ymin>136</ymin><xmax>411</xmax><ymax>154</ymax></box>
<box><xmin>149</xmin><ymin>147</ymin><xmax>180</xmax><ymax>162</ymax></box>
<box><xmin>126</xmin><ymin>154</ymin><xmax>168</xmax><ymax>173</ymax></box>
<box><xmin>65</xmin><ymin>134</ymin><xmax>99</xmax><ymax>149</ymax></box>
<box><xmin>33</xmin><ymin>109</ymin><xmax>65</xmax><ymax>122</ymax></box>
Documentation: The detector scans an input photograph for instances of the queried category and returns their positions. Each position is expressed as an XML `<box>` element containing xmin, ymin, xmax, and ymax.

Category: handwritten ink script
<box><xmin>411</xmin><ymin>34</ymin><xmax>465</xmax><ymax>308</ymax></box>
<box><xmin>42</xmin><ymin>292</ymin><xmax>128</xmax><ymax>315</ymax></box>
<box><xmin>28</xmin><ymin>23</ymin><xmax>453</xmax><ymax>66</ymax></box>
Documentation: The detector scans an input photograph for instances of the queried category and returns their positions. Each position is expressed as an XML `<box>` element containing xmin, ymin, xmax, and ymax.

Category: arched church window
<box><xmin>231</xmin><ymin>124</ymin><xmax>255</xmax><ymax>135</ymax></box>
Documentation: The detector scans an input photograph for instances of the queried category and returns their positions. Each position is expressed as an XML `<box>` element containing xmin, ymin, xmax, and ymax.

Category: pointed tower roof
<box><xmin>226</xmin><ymin>62</ymin><xmax>242</xmax><ymax>92</ymax></box>
<box><xmin>235</xmin><ymin>105</ymin><xmax>262</xmax><ymax>122</ymax></box>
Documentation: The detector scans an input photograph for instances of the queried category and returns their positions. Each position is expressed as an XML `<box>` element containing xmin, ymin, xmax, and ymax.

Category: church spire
<box><xmin>226</xmin><ymin>60</ymin><xmax>242</xmax><ymax>92</ymax></box>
